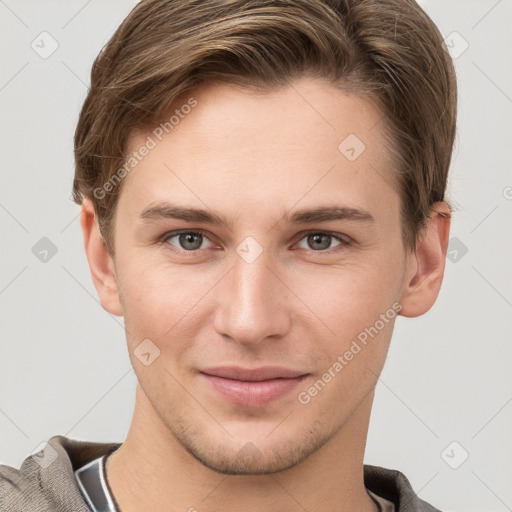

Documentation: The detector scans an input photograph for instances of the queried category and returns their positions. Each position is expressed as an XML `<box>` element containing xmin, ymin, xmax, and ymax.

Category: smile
<box><xmin>199</xmin><ymin>366</ymin><xmax>309</xmax><ymax>407</ymax></box>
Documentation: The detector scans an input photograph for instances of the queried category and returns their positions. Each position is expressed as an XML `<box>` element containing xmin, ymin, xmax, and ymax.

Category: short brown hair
<box><xmin>72</xmin><ymin>0</ymin><xmax>457</xmax><ymax>255</ymax></box>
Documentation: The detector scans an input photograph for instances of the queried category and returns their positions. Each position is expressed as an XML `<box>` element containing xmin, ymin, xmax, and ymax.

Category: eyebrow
<box><xmin>138</xmin><ymin>202</ymin><xmax>374</xmax><ymax>226</ymax></box>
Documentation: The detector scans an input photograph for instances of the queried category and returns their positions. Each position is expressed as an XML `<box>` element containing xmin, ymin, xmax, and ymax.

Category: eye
<box><xmin>296</xmin><ymin>231</ymin><xmax>349</xmax><ymax>252</ymax></box>
<box><xmin>160</xmin><ymin>229</ymin><xmax>351</xmax><ymax>255</ymax></box>
<box><xmin>162</xmin><ymin>230</ymin><xmax>214</xmax><ymax>252</ymax></box>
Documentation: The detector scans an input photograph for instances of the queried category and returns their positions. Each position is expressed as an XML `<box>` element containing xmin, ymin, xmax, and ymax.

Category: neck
<box><xmin>106</xmin><ymin>384</ymin><xmax>378</xmax><ymax>512</ymax></box>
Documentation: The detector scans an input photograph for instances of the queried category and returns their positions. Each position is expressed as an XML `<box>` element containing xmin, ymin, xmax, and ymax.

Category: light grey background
<box><xmin>1</xmin><ymin>1</ymin><xmax>511</xmax><ymax>511</ymax></box>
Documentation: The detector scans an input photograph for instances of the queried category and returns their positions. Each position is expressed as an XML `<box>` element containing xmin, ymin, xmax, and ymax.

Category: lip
<box><xmin>199</xmin><ymin>366</ymin><xmax>309</xmax><ymax>407</ymax></box>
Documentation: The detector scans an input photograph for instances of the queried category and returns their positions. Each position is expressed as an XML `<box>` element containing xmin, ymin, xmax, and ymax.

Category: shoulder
<box><xmin>364</xmin><ymin>464</ymin><xmax>444</xmax><ymax>512</ymax></box>
<box><xmin>0</xmin><ymin>435</ymin><xmax>121</xmax><ymax>512</ymax></box>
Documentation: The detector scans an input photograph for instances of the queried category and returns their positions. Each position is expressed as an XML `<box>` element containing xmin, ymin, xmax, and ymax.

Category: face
<box><xmin>107</xmin><ymin>76</ymin><xmax>412</xmax><ymax>474</ymax></box>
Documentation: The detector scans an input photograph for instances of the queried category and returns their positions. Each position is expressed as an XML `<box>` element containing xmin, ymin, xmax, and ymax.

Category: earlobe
<box><xmin>80</xmin><ymin>198</ymin><xmax>123</xmax><ymax>317</ymax></box>
<box><xmin>399</xmin><ymin>202</ymin><xmax>451</xmax><ymax>318</ymax></box>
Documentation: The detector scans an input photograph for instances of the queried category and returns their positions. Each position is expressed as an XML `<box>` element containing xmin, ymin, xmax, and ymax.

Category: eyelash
<box><xmin>159</xmin><ymin>229</ymin><xmax>352</xmax><ymax>256</ymax></box>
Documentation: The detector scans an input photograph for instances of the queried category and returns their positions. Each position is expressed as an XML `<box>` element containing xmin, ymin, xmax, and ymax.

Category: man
<box><xmin>0</xmin><ymin>0</ymin><xmax>456</xmax><ymax>510</ymax></box>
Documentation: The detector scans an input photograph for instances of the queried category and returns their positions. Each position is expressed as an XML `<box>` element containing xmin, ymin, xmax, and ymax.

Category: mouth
<box><xmin>199</xmin><ymin>366</ymin><xmax>309</xmax><ymax>407</ymax></box>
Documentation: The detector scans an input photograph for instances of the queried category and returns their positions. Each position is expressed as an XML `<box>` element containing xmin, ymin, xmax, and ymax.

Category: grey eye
<box><xmin>166</xmin><ymin>232</ymin><xmax>211</xmax><ymax>251</ymax></box>
<box><xmin>298</xmin><ymin>233</ymin><xmax>342</xmax><ymax>251</ymax></box>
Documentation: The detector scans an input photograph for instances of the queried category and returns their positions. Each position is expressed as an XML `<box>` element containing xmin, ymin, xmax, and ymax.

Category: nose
<box><xmin>212</xmin><ymin>247</ymin><xmax>291</xmax><ymax>347</ymax></box>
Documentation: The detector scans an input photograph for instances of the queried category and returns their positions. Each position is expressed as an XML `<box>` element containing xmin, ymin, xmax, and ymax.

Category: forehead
<box><xmin>119</xmin><ymin>77</ymin><xmax>399</xmax><ymax>225</ymax></box>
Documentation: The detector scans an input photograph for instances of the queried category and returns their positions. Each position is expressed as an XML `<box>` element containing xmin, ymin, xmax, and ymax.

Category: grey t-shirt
<box><xmin>0</xmin><ymin>435</ymin><xmax>443</xmax><ymax>511</ymax></box>
<box><xmin>75</xmin><ymin>452</ymin><xmax>395</xmax><ymax>511</ymax></box>
<box><xmin>75</xmin><ymin>454</ymin><xmax>119</xmax><ymax>512</ymax></box>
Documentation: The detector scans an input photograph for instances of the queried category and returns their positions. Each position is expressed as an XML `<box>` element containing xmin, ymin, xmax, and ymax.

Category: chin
<box><xmin>181</xmin><ymin>442</ymin><xmax>309</xmax><ymax>475</ymax></box>
<box><xmin>169</xmin><ymin>415</ymin><xmax>336</xmax><ymax>476</ymax></box>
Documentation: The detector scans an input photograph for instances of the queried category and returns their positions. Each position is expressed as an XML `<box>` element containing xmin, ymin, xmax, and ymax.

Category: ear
<box><xmin>80</xmin><ymin>198</ymin><xmax>123</xmax><ymax>316</ymax></box>
<box><xmin>399</xmin><ymin>202</ymin><xmax>451</xmax><ymax>317</ymax></box>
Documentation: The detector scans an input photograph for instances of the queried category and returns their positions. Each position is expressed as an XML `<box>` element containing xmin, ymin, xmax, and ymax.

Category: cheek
<box><xmin>290</xmin><ymin>257</ymin><xmax>403</xmax><ymax>340</ymax></box>
<box><xmin>292</xmin><ymin>264</ymin><xmax>402</xmax><ymax>411</ymax></box>
<box><xmin>116</xmin><ymin>254</ymin><xmax>208</xmax><ymax>347</ymax></box>
<box><xmin>288</xmin><ymin>255</ymin><xmax>404</xmax><ymax>399</ymax></box>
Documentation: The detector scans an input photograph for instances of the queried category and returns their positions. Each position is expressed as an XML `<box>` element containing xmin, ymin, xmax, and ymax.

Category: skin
<box><xmin>81</xmin><ymin>76</ymin><xmax>450</xmax><ymax>512</ymax></box>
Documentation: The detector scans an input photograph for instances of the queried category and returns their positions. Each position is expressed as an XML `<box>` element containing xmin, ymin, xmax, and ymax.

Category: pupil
<box><xmin>309</xmin><ymin>234</ymin><xmax>330</xmax><ymax>250</ymax></box>
<box><xmin>181</xmin><ymin>233</ymin><xmax>201</xmax><ymax>250</ymax></box>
